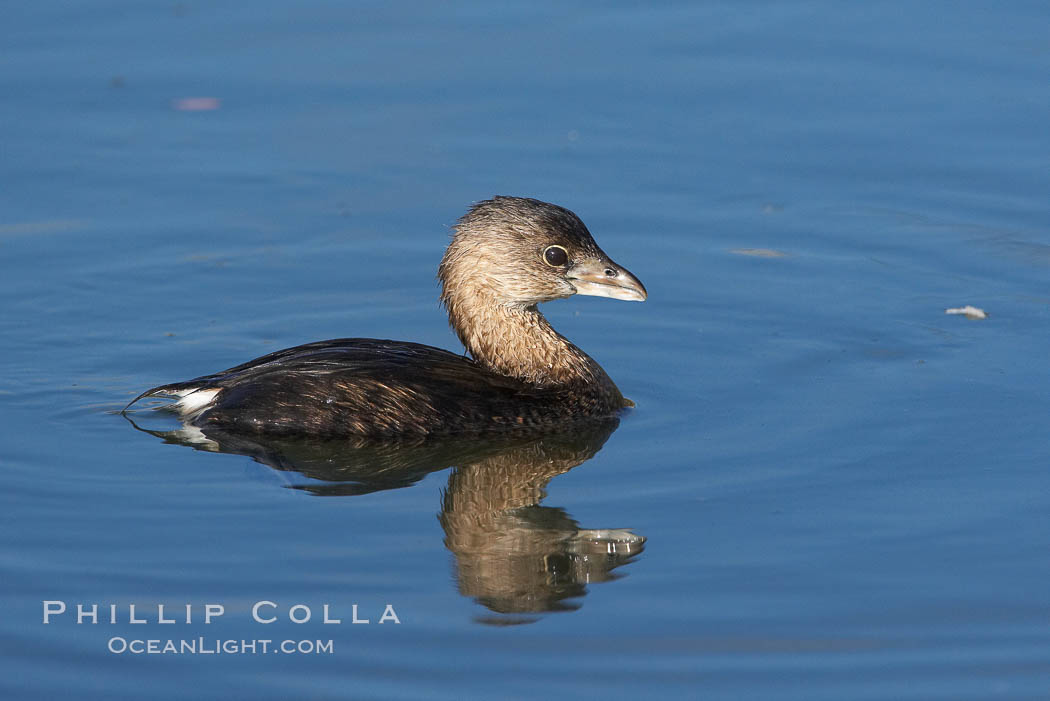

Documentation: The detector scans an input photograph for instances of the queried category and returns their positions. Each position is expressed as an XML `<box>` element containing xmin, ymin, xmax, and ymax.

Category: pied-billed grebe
<box><xmin>125</xmin><ymin>196</ymin><xmax>646</xmax><ymax>436</ymax></box>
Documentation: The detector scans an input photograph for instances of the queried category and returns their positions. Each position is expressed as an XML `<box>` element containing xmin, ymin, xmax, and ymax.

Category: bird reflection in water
<box><xmin>125</xmin><ymin>414</ymin><xmax>645</xmax><ymax>624</ymax></box>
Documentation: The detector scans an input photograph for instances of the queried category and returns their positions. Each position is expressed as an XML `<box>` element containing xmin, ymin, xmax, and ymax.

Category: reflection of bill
<box><xmin>125</xmin><ymin>413</ymin><xmax>646</xmax><ymax>622</ymax></box>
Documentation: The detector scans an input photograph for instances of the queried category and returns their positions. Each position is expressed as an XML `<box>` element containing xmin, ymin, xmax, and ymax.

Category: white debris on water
<box><xmin>945</xmin><ymin>305</ymin><xmax>988</xmax><ymax>320</ymax></box>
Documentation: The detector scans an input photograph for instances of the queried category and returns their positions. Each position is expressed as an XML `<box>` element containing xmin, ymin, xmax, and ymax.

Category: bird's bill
<box><xmin>568</xmin><ymin>258</ymin><xmax>647</xmax><ymax>302</ymax></box>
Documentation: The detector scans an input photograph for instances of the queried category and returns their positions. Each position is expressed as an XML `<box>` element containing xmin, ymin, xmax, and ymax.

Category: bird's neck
<box><xmin>445</xmin><ymin>291</ymin><xmax>609</xmax><ymax>388</ymax></box>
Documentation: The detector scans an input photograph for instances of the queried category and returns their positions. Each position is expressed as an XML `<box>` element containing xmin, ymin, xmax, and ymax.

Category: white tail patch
<box><xmin>171</xmin><ymin>388</ymin><xmax>221</xmax><ymax>417</ymax></box>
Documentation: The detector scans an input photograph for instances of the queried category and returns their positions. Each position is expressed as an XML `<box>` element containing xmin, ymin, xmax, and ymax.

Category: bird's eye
<box><xmin>543</xmin><ymin>245</ymin><xmax>568</xmax><ymax>267</ymax></box>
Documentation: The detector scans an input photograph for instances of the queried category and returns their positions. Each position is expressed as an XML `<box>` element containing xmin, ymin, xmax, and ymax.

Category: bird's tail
<box><xmin>122</xmin><ymin>381</ymin><xmax>212</xmax><ymax>414</ymax></box>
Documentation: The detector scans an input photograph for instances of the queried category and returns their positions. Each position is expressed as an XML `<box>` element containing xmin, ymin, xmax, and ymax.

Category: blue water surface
<box><xmin>2</xmin><ymin>2</ymin><xmax>1049</xmax><ymax>699</ymax></box>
